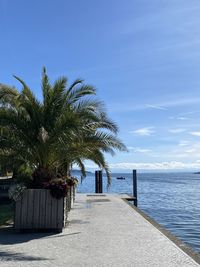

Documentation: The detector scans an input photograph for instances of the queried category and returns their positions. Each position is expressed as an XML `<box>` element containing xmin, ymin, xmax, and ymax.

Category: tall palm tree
<box><xmin>0</xmin><ymin>68</ymin><xmax>127</xmax><ymax>186</ymax></box>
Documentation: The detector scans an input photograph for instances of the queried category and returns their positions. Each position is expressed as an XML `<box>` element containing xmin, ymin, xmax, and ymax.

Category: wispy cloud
<box><xmin>151</xmin><ymin>97</ymin><xmax>200</xmax><ymax>110</ymax></box>
<box><xmin>130</xmin><ymin>127</ymin><xmax>155</xmax><ymax>136</ymax></box>
<box><xmin>178</xmin><ymin>140</ymin><xmax>190</xmax><ymax>147</ymax></box>
<box><xmin>83</xmin><ymin>140</ymin><xmax>200</xmax><ymax>170</ymax></box>
<box><xmin>169</xmin><ymin>116</ymin><xmax>189</xmax><ymax>120</ymax></box>
<box><xmin>184</xmin><ymin>148</ymin><xmax>196</xmax><ymax>153</ymax></box>
<box><xmin>146</xmin><ymin>104</ymin><xmax>167</xmax><ymax>110</ymax></box>
<box><xmin>111</xmin><ymin>97</ymin><xmax>200</xmax><ymax>113</ymax></box>
<box><xmin>168</xmin><ymin>111</ymin><xmax>200</xmax><ymax>121</ymax></box>
<box><xmin>168</xmin><ymin>128</ymin><xmax>186</xmax><ymax>134</ymax></box>
<box><xmin>179</xmin><ymin>111</ymin><xmax>200</xmax><ymax>116</ymax></box>
<box><xmin>190</xmin><ymin>131</ymin><xmax>200</xmax><ymax>136</ymax></box>
<box><xmin>127</xmin><ymin>147</ymin><xmax>152</xmax><ymax>153</ymax></box>
<box><xmin>108</xmin><ymin>161</ymin><xmax>200</xmax><ymax>170</ymax></box>
<box><xmin>166</xmin><ymin>141</ymin><xmax>200</xmax><ymax>159</ymax></box>
<box><xmin>177</xmin><ymin>117</ymin><xmax>189</xmax><ymax>121</ymax></box>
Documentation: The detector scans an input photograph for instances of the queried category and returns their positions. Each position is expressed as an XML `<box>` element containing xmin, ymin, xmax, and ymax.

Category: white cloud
<box><xmin>179</xmin><ymin>111</ymin><xmax>200</xmax><ymax>116</ymax></box>
<box><xmin>177</xmin><ymin>117</ymin><xmax>189</xmax><ymax>120</ymax></box>
<box><xmin>184</xmin><ymin>148</ymin><xmax>196</xmax><ymax>153</ymax></box>
<box><xmin>190</xmin><ymin>131</ymin><xmax>200</xmax><ymax>136</ymax></box>
<box><xmin>169</xmin><ymin>116</ymin><xmax>189</xmax><ymax>120</ymax></box>
<box><xmin>130</xmin><ymin>127</ymin><xmax>155</xmax><ymax>136</ymax></box>
<box><xmin>127</xmin><ymin>147</ymin><xmax>152</xmax><ymax>153</ymax></box>
<box><xmin>109</xmin><ymin>161</ymin><xmax>200</xmax><ymax>170</ymax></box>
<box><xmin>147</xmin><ymin>98</ymin><xmax>200</xmax><ymax>112</ymax></box>
<box><xmin>146</xmin><ymin>104</ymin><xmax>167</xmax><ymax>110</ymax></box>
<box><xmin>178</xmin><ymin>140</ymin><xmax>190</xmax><ymax>146</ymax></box>
<box><xmin>156</xmin><ymin>97</ymin><xmax>200</xmax><ymax>109</ymax></box>
<box><xmin>169</xmin><ymin>141</ymin><xmax>200</xmax><ymax>159</ymax></box>
<box><xmin>168</xmin><ymin>128</ymin><xmax>186</xmax><ymax>134</ymax></box>
<box><xmin>127</xmin><ymin>146</ymin><xmax>135</xmax><ymax>150</ymax></box>
<box><xmin>110</xmin><ymin>97</ymin><xmax>200</xmax><ymax>113</ymax></box>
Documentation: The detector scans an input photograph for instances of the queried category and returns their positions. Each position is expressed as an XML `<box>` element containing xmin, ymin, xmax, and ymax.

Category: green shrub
<box><xmin>15</xmin><ymin>164</ymin><xmax>32</xmax><ymax>186</ymax></box>
<box><xmin>0</xmin><ymin>202</ymin><xmax>14</xmax><ymax>226</ymax></box>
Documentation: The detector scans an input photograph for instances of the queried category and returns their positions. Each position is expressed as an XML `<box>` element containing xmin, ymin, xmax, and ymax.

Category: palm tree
<box><xmin>0</xmin><ymin>68</ymin><xmax>127</xmax><ymax>186</ymax></box>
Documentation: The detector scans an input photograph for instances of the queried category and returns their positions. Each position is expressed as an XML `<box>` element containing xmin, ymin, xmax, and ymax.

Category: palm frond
<box><xmin>67</xmin><ymin>78</ymin><xmax>83</xmax><ymax>94</ymax></box>
<box><xmin>0</xmin><ymin>84</ymin><xmax>19</xmax><ymax>107</ymax></box>
<box><xmin>67</xmin><ymin>84</ymin><xmax>96</xmax><ymax>104</ymax></box>
<box><xmin>42</xmin><ymin>67</ymin><xmax>52</xmax><ymax>105</ymax></box>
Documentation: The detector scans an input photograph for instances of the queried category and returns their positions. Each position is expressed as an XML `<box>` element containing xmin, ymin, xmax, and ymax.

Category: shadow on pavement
<box><xmin>70</xmin><ymin>219</ymin><xmax>89</xmax><ymax>224</ymax></box>
<box><xmin>0</xmin><ymin>227</ymin><xmax>58</xmax><ymax>245</ymax></box>
<box><xmin>0</xmin><ymin>226</ymin><xmax>81</xmax><ymax>245</ymax></box>
<box><xmin>0</xmin><ymin>250</ymin><xmax>50</xmax><ymax>261</ymax></box>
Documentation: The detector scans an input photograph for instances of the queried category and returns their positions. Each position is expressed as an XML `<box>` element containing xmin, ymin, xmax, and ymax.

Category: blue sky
<box><xmin>1</xmin><ymin>0</ymin><xmax>200</xmax><ymax>172</ymax></box>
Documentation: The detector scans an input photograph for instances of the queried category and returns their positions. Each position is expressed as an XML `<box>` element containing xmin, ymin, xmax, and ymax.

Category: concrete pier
<box><xmin>0</xmin><ymin>194</ymin><xmax>199</xmax><ymax>266</ymax></box>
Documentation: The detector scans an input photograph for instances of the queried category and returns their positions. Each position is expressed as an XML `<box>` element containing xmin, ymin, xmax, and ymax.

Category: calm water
<box><xmin>77</xmin><ymin>172</ymin><xmax>200</xmax><ymax>254</ymax></box>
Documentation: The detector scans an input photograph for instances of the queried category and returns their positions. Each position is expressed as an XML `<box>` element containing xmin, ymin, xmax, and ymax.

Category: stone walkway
<box><xmin>0</xmin><ymin>194</ymin><xmax>199</xmax><ymax>266</ymax></box>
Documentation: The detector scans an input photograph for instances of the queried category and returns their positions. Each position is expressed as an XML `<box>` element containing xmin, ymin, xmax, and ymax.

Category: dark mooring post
<box><xmin>95</xmin><ymin>170</ymin><xmax>103</xmax><ymax>193</ymax></box>
<box><xmin>133</xmin><ymin>169</ymin><xmax>138</xmax><ymax>207</ymax></box>
<box><xmin>95</xmin><ymin>171</ymin><xmax>99</xmax><ymax>193</ymax></box>
<box><xmin>99</xmin><ymin>171</ymin><xmax>103</xmax><ymax>193</ymax></box>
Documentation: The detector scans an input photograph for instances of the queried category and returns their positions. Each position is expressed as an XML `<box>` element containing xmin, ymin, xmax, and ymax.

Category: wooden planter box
<box><xmin>65</xmin><ymin>186</ymin><xmax>75</xmax><ymax>211</ymax></box>
<box><xmin>14</xmin><ymin>189</ymin><xmax>67</xmax><ymax>232</ymax></box>
<box><xmin>66</xmin><ymin>187</ymin><xmax>72</xmax><ymax>211</ymax></box>
<box><xmin>71</xmin><ymin>185</ymin><xmax>76</xmax><ymax>207</ymax></box>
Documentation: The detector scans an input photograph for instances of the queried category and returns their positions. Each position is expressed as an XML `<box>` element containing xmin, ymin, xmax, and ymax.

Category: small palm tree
<box><xmin>0</xmin><ymin>68</ymin><xmax>127</xmax><ymax>186</ymax></box>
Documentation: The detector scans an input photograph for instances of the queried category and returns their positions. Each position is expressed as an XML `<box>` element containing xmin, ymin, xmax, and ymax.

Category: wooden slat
<box><xmin>14</xmin><ymin>197</ymin><xmax>22</xmax><ymax>229</ymax></box>
<box><xmin>26</xmin><ymin>189</ymin><xmax>34</xmax><ymax>228</ymax></box>
<box><xmin>70</xmin><ymin>187</ymin><xmax>72</xmax><ymax>209</ymax></box>
<box><xmin>39</xmin><ymin>189</ymin><xmax>47</xmax><ymax>229</ymax></box>
<box><xmin>57</xmin><ymin>197</ymin><xmax>64</xmax><ymax>231</ymax></box>
<box><xmin>63</xmin><ymin>197</ymin><xmax>68</xmax><ymax>227</ymax></box>
<box><xmin>45</xmin><ymin>190</ymin><xmax>52</xmax><ymax>229</ymax></box>
<box><xmin>67</xmin><ymin>189</ymin><xmax>71</xmax><ymax>211</ymax></box>
<box><xmin>51</xmin><ymin>194</ymin><xmax>57</xmax><ymax>229</ymax></box>
<box><xmin>71</xmin><ymin>186</ymin><xmax>74</xmax><ymax>207</ymax></box>
<box><xmin>20</xmin><ymin>190</ymin><xmax>28</xmax><ymax>228</ymax></box>
<box><xmin>73</xmin><ymin>186</ymin><xmax>76</xmax><ymax>202</ymax></box>
<box><xmin>33</xmin><ymin>189</ymin><xmax>40</xmax><ymax>229</ymax></box>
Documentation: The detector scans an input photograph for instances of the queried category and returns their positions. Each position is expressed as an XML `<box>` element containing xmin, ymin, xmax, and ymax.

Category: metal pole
<box><xmin>95</xmin><ymin>170</ymin><xmax>103</xmax><ymax>193</ymax></box>
<box><xmin>95</xmin><ymin>171</ymin><xmax>99</xmax><ymax>193</ymax></box>
<box><xmin>133</xmin><ymin>169</ymin><xmax>138</xmax><ymax>207</ymax></box>
<box><xmin>99</xmin><ymin>171</ymin><xmax>103</xmax><ymax>193</ymax></box>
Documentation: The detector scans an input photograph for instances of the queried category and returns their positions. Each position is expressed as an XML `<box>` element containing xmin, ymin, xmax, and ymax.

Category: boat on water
<box><xmin>116</xmin><ymin>177</ymin><xmax>126</xmax><ymax>180</ymax></box>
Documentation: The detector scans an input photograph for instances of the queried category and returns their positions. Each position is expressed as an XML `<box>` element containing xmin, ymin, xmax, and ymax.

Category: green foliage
<box><xmin>0</xmin><ymin>202</ymin><xmax>14</xmax><ymax>226</ymax></box>
<box><xmin>0</xmin><ymin>68</ymin><xmax>127</xmax><ymax>186</ymax></box>
<box><xmin>15</xmin><ymin>164</ymin><xmax>33</xmax><ymax>186</ymax></box>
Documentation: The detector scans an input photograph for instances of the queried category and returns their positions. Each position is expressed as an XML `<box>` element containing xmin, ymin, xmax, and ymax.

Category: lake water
<box><xmin>76</xmin><ymin>172</ymin><xmax>200</xmax><ymax>254</ymax></box>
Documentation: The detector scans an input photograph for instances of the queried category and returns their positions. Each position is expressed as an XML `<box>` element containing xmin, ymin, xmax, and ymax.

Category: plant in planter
<box><xmin>0</xmin><ymin>68</ymin><xmax>127</xmax><ymax>232</ymax></box>
<box><xmin>8</xmin><ymin>176</ymin><xmax>70</xmax><ymax>232</ymax></box>
<box><xmin>8</xmin><ymin>184</ymin><xmax>27</xmax><ymax>202</ymax></box>
<box><xmin>44</xmin><ymin>178</ymin><xmax>68</xmax><ymax>199</ymax></box>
